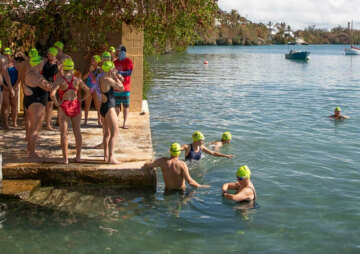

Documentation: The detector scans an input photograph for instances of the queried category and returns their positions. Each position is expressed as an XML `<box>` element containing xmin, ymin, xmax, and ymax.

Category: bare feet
<box><xmin>84</xmin><ymin>120</ymin><xmax>88</xmax><ymax>126</ymax></box>
<box><xmin>74</xmin><ymin>156</ymin><xmax>81</xmax><ymax>163</ymax></box>
<box><xmin>108</xmin><ymin>158</ymin><xmax>121</xmax><ymax>164</ymax></box>
<box><xmin>122</xmin><ymin>124</ymin><xmax>129</xmax><ymax>129</ymax></box>
<box><xmin>28</xmin><ymin>151</ymin><xmax>41</xmax><ymax>159</ymax></box>
<box><xmin>3</xmin><ymin>124</ymin><xmax>9</xmax><ymax>130</ymax></box>
<box><xmin>61</xmin><ymin>157</ymin><xmax>69</xmax><ymax>164</ymax></box>
<box><xmin>46</xmin><ymin>126</ymin><xmax>56</xmax><ymax>131</ymax></box>
<box><xmin>95</xmin><ymin>143</ymin><xmax>104</xmax><ymax>149</ymax></box>
<box><xmin>13</xmin><ymin>122</ymin><xmax>17</xmax><ymax>128</ymax></box>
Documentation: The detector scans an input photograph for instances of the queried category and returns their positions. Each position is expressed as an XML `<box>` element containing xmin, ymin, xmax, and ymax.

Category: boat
<box><xmin>285</xmin><ymin>49</ymin><xmax>310</xmax><ymax>60</ymax></box>
<box><xmin>344</xmin><ymin>47</ymin><xmax>360</xmax><ymax>55</ymax></box>
<box><xmin>344</xmin><ymin>21</ymin><xmax>360</xmax><ymax>55</ymax></box>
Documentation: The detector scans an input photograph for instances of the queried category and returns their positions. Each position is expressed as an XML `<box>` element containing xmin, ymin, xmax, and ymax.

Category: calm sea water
<box><xmin>1</xmin><ymin>45</ymin><xmax>360</xmax><ymax>253</ymax></box>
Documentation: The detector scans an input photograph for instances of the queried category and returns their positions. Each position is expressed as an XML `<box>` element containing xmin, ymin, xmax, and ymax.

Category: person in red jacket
<box><xmin>114</xmin><ymin>45</ymin><xmax>133</xmax><ymax>129</ymax></box>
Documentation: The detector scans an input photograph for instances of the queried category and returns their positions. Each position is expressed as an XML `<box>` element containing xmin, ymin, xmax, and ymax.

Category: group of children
<box><xmin>0</xmin><ymin>40</ymin><xmax>132</xmax><ymax>164</ymax></box>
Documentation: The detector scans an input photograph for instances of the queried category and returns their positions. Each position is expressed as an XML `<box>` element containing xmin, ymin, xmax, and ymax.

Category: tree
<box><xmin>0</xmin><ymin>0</ymin><xmax>219</xmax><ymax>55</ymax></box>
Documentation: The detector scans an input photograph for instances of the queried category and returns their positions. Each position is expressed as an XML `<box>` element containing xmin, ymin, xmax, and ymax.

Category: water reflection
<box><xmin>0</xmin><ymin>203</ymin><xmax>7</xmax><ymax>229</ymax></box>
<box><xmin>25</xmin><ymin>186</ymin><xmax>156</xmax><ymax>224</ymax></box>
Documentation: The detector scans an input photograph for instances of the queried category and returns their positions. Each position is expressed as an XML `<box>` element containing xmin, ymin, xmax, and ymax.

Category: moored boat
<box><xmin>344</xmin><ymin>46</ymin><xmax>360</xmax><ymax>55</ymax></box>
<box><xmin>344</xmin><ymin>21</ymin><xmax>360</xmax><ymax>55</ymax></box>
<box><xmin>285</xmin><ymin>50</ymin><xmax>310</xmax><ymax>60</ymax></box>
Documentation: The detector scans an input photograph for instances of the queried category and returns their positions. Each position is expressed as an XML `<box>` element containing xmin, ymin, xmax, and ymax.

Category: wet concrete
<box><xmin>0</xmin><ymin>104</ymin><xmax>156</xmax><ymax>187</ymax></box>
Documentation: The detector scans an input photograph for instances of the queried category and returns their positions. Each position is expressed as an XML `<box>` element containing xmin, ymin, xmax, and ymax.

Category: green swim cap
<box><xmin>47</xmin><ymin>47</ymin><xmax>58</xmax><ymax>56</ymax></box>
<box><xmin>109</xmin><ymin>46</ymin><xmax>115</xmax><ymax>53</ymax></box>
<box><xmin>3</xmin><ymin>47</ymin><xmax>11</xmax><ymax>55</ymax></box>
<box><xmin>222</xmin><ymin>131</ymin><xmax>232</xmax><ymax>141</ymax></box>
<box><xmin>93</xmin><ymin>55</ymin><xmax>101</xmax><ymax>64</ymax></box>
<box><xmin>236</xmin><ymin>165</ymin><xmax>251</xmax><ymax>179</ymax></box>
<box><xmin>335</xmin><ymin>107</ymin><xmax>341</xmax><ymax>112</ymax></box>
<box><xmin>192</xmin><ymin>131</ymin><xmax>205</xmax><ymax>142</ymax></box>
<box><xmin>29</xmin><ymin>55</ymin><xmax>42</xmax><ymax>67</ymax></box>
<box><xmin>102</xmin><ymin>51</ymin><xmax>111</xmax><ymax>59</ymax></box>
<box><xmin>63</xmin><ymin>59</ymin><xmax>74</xmax><ymax>71</ymax></box>
<box><xmin>28</xmin><ymin>48</ymin><xmax>38</xmax><ymax>58</ymax></box>
<box><xmin>169</xmin><ymin>143</ymin><xmax>181</xmax><ymax>157</ymax></box>
<box><xmin>102</xmin><ymin>61</ymin><xmax>114</xmax><ymax>72</ymax></box>
<box><xmin>0</xmin><ymin>40</ymin><xmax>2</xmax><ymax>49</ymax></box>
<box><xmin>54</xmin><ymin>41</ymin><xmax>64</xmax><ymax>50</ymax></box>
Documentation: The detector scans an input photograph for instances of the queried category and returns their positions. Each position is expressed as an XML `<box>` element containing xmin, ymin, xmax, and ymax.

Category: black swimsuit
<box><xmin>42</xmin><ymin>61</ymin><xmax>58</xmax><ymax>100</ymax></box>
<box><xmin>42</xmin><ymin>61</ymin><xmax>58</xmax><ymax>82</ymax></box>
<box><xmin>23</xmin><ymin>85</ymin><xmax>48</xmax><ymax>110</ymax></box>
<box><xmin>100</xmin><ymin>87</ymin><xmax>115</xmax><ymax>117</ymax></box>
<box><xmin>237</xmin><ymin>186</ymin><xmax>257</xmax><ymax>200</ymax></box>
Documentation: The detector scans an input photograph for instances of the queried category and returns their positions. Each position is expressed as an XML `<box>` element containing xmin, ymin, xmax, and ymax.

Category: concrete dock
<box><xmin>0</xmin><ymin>106</ymin><xmax>156</xmax><ymax>187</ymax></box>
<box><xmin>0</xmin><ymin>179</ymin><xmax>41</xmax><ymax>199</ymax></box>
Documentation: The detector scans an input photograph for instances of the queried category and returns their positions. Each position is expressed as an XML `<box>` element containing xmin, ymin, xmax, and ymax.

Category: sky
<box><xmin>218</xmin><ymin>0</ymin><xmax>360</xmax><ymax>30</ymax></box>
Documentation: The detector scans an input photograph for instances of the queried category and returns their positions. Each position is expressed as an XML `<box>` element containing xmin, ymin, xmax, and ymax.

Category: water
<box><xmin>1</xmin><ymin>45</ymin><xmax>360</xmax><ymax>253</ymax></box>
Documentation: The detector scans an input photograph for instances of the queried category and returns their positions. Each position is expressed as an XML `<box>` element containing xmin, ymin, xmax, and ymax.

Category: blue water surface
<box><xmin>1</xmin><ymin>45</ymin><xmax>359</xmax><ymax>254</ymax></box>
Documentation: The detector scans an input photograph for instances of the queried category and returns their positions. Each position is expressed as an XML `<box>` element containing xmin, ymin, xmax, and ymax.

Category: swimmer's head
<box><xmin>102</xmin><ymin>61</ymin><xmax>114</xmax><ymax>72</ymax></box>
<box><xmin>63</xmin><ymin>59</ymin><xmax>74</xmax><ymax>71</ymax></box>
<box><xmin>3</xmin><ymin>47</ymin><xmax>11</xmax><ymax>55</ymax></box>
<box><xmin>92</xmin><ymin>55</ymin><xmax>102</xmax><ymax>64</ymax></box>
<box><xmin>102</xmin><ymin>51</ymin><xmax>111</xmax><ymax>61</ymax></box>
<box><xmin>192</xmin><ymin>131</ymin><xmax>205</xmax><ymax>142</ymax></box>
<box><xmin>335</xmin><ymin>107</ymin><xmax>341</xmax><ymax>112</ymax></box>
<box><xmin>221</xmin><ymin>131</ymin><xmax>232</xmax><ymax>142</ymax></box>
<box><xmin>169</xmin><ymin>143</ymin><xmax>181</xmax><ymax>157</ymax></box>
<box><xmin>236</xmin><ymin>165</ymin><xmax>251</xmax><ymax>180</ymax></box>
<box><xmin>109</xmin><ymin>46</ymin><xmax>115</xmax><ymax>53</ymax></box>
<box><xmin>29</xmin><ymin>55</ymin><xmax>43</xmax><ymax>67</ymax></box>
<box><xmin>54</xmin><ymin>41</ymin><xmax>64</xmax><ymax>50</ymax></box>
<box><xmin>47</xmin><ymin>47</ymin><xmax>58</xmax><ymax>57</ymax></box>
<box><xmin>28</xmin><ymin>48</ymin><xmax>38</xmax><ymax>58</ymax></box>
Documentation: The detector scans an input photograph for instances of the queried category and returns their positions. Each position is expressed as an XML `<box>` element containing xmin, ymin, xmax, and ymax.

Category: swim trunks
<box><xmin>114</xmin><ymin>91</ymin><xmax>130</xmax><ymax>108</ymax></box>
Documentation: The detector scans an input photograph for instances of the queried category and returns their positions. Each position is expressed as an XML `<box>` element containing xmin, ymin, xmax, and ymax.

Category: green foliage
<box><xmin>196</xmin><ymin>9</ymin><xmax>271</xmax><ymax>45</ymax></box>
<box><xmin>1</xmin><ymin>0</ymin><xmax>219</xmax><ymax>55</ymax></box>
<box><xmin>0</xmin><ymin>0</ymin><xmax>219</xmax><ymax>98</ymax></box>
<box><xmin>143</xmin><ymin>58</ymin><xmax>153</xmax><ymax>100</ymax></box>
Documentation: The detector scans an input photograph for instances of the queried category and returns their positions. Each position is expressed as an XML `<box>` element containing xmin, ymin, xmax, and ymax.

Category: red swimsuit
<box><xmin>59</xmin><ymin>76</ymin><xmax>81</xmax><ymax>117</ymax></box>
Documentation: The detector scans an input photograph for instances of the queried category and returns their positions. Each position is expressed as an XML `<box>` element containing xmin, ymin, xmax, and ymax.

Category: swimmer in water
<box><xmin>329</xmin><ymin>107</ymin><xmax>349</xmax><ymax>120</ymax></box>
<box><xmin>210</xmin><ymin>131</ymin><xmax>232</xmax><ymax>151</ymax></box>
<box><xmin>222</xmin><ymin>165</ymin><xmax>256</xmax><ymax>202</ymax></box>
<box><xmin>181</xmin><ymin>131</ymin><xmax>235</xmax><ymax>162</ymax></box>
<box><xmin>143</xmin><ymin>143</ymin><xmax>210</xmax><ymax>190</ymax></box>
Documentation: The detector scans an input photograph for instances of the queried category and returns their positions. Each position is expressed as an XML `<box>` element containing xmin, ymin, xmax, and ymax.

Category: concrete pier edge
<box><xmin>0</xmin><ymin>102</ymin><xmax>156</xmax><ymax>187</ymax></box>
